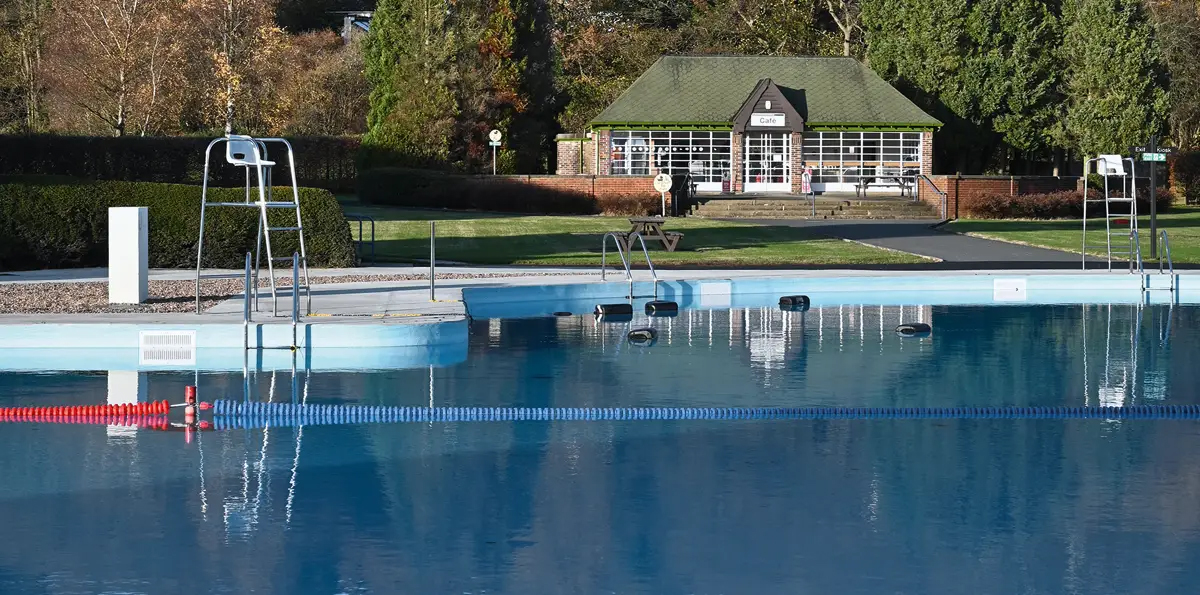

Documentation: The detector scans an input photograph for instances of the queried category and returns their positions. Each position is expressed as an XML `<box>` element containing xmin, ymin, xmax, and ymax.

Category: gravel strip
<box><xmin>0</xmin><ymin>272</ymin><xmax>581</xmax><ymax>315</ymax></box>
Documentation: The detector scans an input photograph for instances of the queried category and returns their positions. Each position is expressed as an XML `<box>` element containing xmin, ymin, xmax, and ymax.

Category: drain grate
<box><xmin>139</xmin><ymin>331</ymin><xmax>196</xmax><ymax>365</ymax></box>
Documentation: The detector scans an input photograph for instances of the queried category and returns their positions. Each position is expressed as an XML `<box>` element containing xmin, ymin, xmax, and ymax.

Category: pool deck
<box><xmin>0</xmin><ymin>264</ymin><xmax>1191</xmax><ymax>327</ymax></box>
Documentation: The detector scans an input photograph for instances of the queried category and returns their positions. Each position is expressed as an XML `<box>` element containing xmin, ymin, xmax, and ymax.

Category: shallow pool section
<box><xmin>1</xmin><ymin>304</ymin><xmax>1198</xmax><ymax>594</ymax></box>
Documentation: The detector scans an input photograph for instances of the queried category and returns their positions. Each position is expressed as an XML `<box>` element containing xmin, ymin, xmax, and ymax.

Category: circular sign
<box><xmin>488</xmin><ymin>129</ymin><xmax>502</xmax><ymax>142</ymax></box>
<box><xmin>653</xmin><ymin>173</ymin><xmax>672</xmax><ymax>192</ymax></box>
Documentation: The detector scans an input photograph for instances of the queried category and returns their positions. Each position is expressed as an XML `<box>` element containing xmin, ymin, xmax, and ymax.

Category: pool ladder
<box><xmin>600</xmin><ymin>232</ymin><xmax>659</xmax><ymax>299</ymax></box>
<box><xmin>242</xmin><ymin>251</ymin><xmax>303</xmax><ymax>351</ymax></box>
<box><xmin>1136</xmin><ymin>230</ymin><xmax>1177</xmax><ymax>298</ymax></box>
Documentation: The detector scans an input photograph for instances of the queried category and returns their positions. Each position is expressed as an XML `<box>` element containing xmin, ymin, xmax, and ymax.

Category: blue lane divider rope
<box><xmin>209</xmin><ymin>401</ymin><xmax>1200</xmax><ymax>429</ymax></box>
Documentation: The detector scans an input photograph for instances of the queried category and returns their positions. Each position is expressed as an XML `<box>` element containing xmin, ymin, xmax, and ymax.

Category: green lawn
<box><xmin>339</xmin><ymin>203</ymin><xmax>929</xmax><ymax>267</ymax></box>
<box><xmin>944</xmin><ymin>206</ymin><xmax>1200</xmax><ymax>264</ymax></box>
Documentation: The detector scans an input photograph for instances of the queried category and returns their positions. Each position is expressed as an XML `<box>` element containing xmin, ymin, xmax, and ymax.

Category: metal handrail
<box><xmin>1160</xmin><ymin>230</ymin><xmax>1174</xmax><ymax>274</ymax></box>
<box><xmin>243</xmin><ymin>252</ymin><xmax>252</xmax><ymax>351</ymax></box>
<box><xmin>600</xmin><ymin>232</ymin><xmax>632</xmax><ymax>283</ymax></box>
<box><xmin>625</xmin><ymin>232</ymin><xmax>660</xmax><ymax>298</ymax></box>
<box><xmin>345</xmin><ymin>214</ymin><xmax>376</xmax><ymax>264</ymax></box>
<box><xmin>916</xmin><ymin>174</ymin><xmax>948</xmax><ymax>219</ymax></box>
<box><xmin>291</xmin><ymin>252</ymin><xmax>300</xmax><ymax>349</ymax></box>
<box><xmin>1129</xmin><ymin>229</ymin><xmax>1143</xmax><ymax>274</ymax></box>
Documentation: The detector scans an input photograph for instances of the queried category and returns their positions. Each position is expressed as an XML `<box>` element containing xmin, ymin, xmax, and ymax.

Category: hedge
<box><xmin>357</xmin><ymin>167</ymin><xmax>661</xmax><ymax>216</ymax></box>
<box><xmin>0</xmin><ymin>134</ymin><xmax>359</xmax><ymax>193</ymax></box>
<box><xmin>961</xmin><ymin>188</ymin><xmax>1173</xmax><ymax>219</ymax></box>
<box><xmin>0</xmin><ymin>179</ymin><xmax>355</xmax><ymax>271</ymax></box>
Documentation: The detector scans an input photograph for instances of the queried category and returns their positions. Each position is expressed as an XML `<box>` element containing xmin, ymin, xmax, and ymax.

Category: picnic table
<box><xmin>618</xmin><ymin>217</ymin><xmax>684</xmax><ymax>252</ymax></box>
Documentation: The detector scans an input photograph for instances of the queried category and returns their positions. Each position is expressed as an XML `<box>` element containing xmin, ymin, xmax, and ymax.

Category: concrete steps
<box><xmin>690</xmin><ymin>198</ymin><xmax>940</xmax><ymax>220</ymax></box>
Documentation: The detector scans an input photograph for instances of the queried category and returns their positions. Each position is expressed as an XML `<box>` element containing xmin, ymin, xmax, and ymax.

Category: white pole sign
<box><xmin>653</xmin><ymin>173</ymin><xmax>672</xmax><ymax>217</ymax></box>
<box><xmin>488</xmin><ymin>129</ymin><xmax>502</xmax><ymax>175</ymax></box>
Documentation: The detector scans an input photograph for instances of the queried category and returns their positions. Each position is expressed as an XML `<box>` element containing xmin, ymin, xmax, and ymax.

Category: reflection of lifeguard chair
<box><xmin>1083</xmin><ymin>155</ymin><xmax>1137</xmax><ymax>271</ymax></box>
<box><xmin>195</xmin><ymin>135</ymin><xmax>311</xmax><ymax>316</ymax></box>
<box><xmin>1082</xmin><ymin>304</ymin><xmax>1142</xmax><ymax>407</ymax></box>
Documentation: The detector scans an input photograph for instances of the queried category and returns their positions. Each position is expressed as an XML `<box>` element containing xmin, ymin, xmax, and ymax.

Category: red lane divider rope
<box><xmin>0</xmin><ymin>413</ymin><xmax>170</xmax><ymax>429</ymax></box>
<box><xmin>0</xmin><ymin>400</ymin><xmax>171</xmax><ymax>419</ymax></box>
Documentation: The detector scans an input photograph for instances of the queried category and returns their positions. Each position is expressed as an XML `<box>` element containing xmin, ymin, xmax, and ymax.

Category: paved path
<box><xmin>746</xmin><ymin>219</ymin><xmax>1095</xmax><ymax>270</ymax></box>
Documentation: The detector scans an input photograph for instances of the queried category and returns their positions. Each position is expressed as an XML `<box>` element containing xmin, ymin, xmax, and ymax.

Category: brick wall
<box><xmin>555</xmin><ymin>137</ymin><xmax>599</xmax><ymax>175</ymax></box>
<box><xmin>920</xmin><ymin>131</ymin><xmax>933</xmax><ymax>177</ymax></box>
<box><xmin>789</xmin><ymin>132</ymin><xmax>805</xmax><ymax>193</ymax></box>
<box><xmin>596</xmin><ymin>130</ymin><xmax>613</xmax><ymax>175</ymax></box>
<box><xmin>556</xmin><ymin>142</ymin><xmax>583</xmax><ymax>175</ymax></box>
<box><xmin>731</xmin><ymin>132</ymin><xmax>744</xmax><ymax>192</ymax></box>
<box><xmin>922</xmin><ymin>175</ymin><xmax>1081</xmax><ymax>218</ymax></box>
<box><xmin>491</xmin><ymin>175</ymin><xmax>658</xmax><ymax>200</ymax></box>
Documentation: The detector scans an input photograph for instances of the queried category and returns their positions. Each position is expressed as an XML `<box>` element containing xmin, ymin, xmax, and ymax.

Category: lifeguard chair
<box><xmin>1083</xmin><ymin>154</ymin><xmax>1138</xmax><ymax>271</ymax></box>
<box><xmin>194</xmin><ymin>135</ymin><xmax>311</xmax><ymax>316</ymax></box>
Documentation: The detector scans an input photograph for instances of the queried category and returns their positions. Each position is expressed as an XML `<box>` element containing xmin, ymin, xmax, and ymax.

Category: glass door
<box><xmin>743</xmin><ymin>133</ymin><xmax>791</xmax><ymax>193</ymax></box>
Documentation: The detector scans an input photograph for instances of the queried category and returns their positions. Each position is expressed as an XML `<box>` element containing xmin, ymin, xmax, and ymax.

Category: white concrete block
<box><xmin>108</xmin><ymin>207</ymin><xmax>149</xmax><ymax>304</ymax></box>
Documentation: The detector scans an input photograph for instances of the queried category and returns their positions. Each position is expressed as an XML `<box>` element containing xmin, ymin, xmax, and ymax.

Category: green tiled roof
<box><xmin>591</xmin><ymin>55</ymin><xmax>942</xmax><ymax>128</ymax></box>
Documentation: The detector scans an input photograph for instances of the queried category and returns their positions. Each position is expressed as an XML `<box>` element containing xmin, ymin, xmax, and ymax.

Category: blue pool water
<box><xmin>1</xmin><ymin>304</ymin><xmax>1199</xmax><ymax>594</ymax></box>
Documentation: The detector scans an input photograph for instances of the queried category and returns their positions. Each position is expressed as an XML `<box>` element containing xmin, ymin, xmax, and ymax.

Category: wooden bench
<box><xmin>619</xmin><ymin>218</ymin><xmax>684</xmax><ymax>252</ymax></box>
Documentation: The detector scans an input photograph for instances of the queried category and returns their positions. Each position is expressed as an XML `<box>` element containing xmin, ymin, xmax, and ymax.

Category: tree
<box><xmin>181</xmin><ymin>0</ymin><xmax>288</xmax><ymax>134</ymax></box>
<box><xmin>1149</xmin><ymin>0</ymin><xmax>1200</xmax><ymax>149</ymax></box>
<box><xmin>361</xmin><ymin>0</ymin><xmax>458</xmax><ymax>166</ymax></box>
<box><xmin>470</xmin><ymin>0</ymin><xmax>559</xmax><ymax>171</ymax></box>
<box><xmin>824</xmin><ymin>0</ymin><xmax>862</xmax><ymax>57</ymax></box>
<box><xmin>689</xmin><ymin>0</ymin><xmax>838</xmax><ymax>56</ymax></box>
<box><xmin>991</xmin><ymin>0</ymin><xmax>1062</xmax><ymax>164</ymax></box>
<box><xmin>1059</xmin><ymin>0</ymin><xmax>1168</xmax><ymax>156</ymax></box>
<box><xmin>0</xmin><ymin>0</ymin><xmax>50</xmax><ymax>131</ymax></box>
<box><xmin>275</xmin><ymin>31</ymin><xmax>368</xmax><ymax>135</ymax></box>
<box><xmin>43</xmin><ymin>0</ymin><xmax>184</xmax><ymax>136</ymax></box>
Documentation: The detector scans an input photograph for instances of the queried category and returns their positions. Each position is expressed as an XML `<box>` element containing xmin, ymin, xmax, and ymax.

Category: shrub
<box><xmin>961</xmin><ymin>188</ymin><xmax>1171</xmax><ymax>219</ymax></box>
<box><xmin>0</xmin><ymin>179</ymin><xmax>355</xmax><ymax>271</ymax></box>
<box><xmin>358</xmin><ymin>167</ymin><xmax>602</xmax><ymax>214</ymax></box>
<box><xmin>596</xmin><ymin>194</ymin><xmax>659</xmax><ymax>216</ymax></box>
<box><xmin>1172</xmin><ymin>151</ymin><xmax>1200</xmax><ymax>204</ymax></box>
<box><xmin>0</xmin><ymin>134</ymin><xmax>359</xmax><ymax>192</ymax></box>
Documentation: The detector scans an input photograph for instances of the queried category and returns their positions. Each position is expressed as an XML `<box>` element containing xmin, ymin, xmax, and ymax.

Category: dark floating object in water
<box><xmin>553</xmin><ymin>311</ymin><xmax>573</xmax><ymax>317</ymax></box>
<box><xmin>895</xmin><ymin>322</ymin><xmax>932</xmax><ymax>336</ymax></box>
<box><xmin>627</xmin><ymin>328</ymin><xmax>657</xmax><ymax>346</ymax></box>
<box><xmin>779</xmin><ymin>295</ymin><xmax>811</xmax><ymax>311</ymax></box>
<box><xmin>595</xmin><ymin>303</ymin><xmax>633</xmax><ymax>316</ymax></box>
<box><xmin>645</xmin><ymin>300</ymin><xmax>679</xmax><ymax>316</ymax></box>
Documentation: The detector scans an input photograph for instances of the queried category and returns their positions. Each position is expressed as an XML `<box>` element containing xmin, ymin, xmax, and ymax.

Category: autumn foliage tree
<box><xmin>43</xmin><ymin>0</ymin><xmax>184</xmax><ymax>136</ymax></box>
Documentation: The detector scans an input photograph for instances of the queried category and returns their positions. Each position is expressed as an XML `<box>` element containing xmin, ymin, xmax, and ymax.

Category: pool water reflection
<box><xmin>0</xmin><ymin>304</ymin><xmax>1197</xmax><ymax>594</ymax></box>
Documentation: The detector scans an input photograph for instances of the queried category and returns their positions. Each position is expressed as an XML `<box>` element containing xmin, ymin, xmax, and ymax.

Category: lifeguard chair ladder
<box><xmin>195</xmin><ymin>135</ymin><xmax>311</xmax><ymax>316</ymax></box>
<box><xmin>1082</xmin><ymin>155</ymin><xmax>1137</xmax><ymax>271</ymax></box>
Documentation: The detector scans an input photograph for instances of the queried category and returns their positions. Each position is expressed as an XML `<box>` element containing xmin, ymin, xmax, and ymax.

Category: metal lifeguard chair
<box><xmin>1082</xmin><ymin>154</ymin><xmax>1138</xmax><ymax>271</ymax></box>
<box><xmin>195</xmin><ymin>135</ymin><xmax>311</xmax><ymax>315</ymax></box>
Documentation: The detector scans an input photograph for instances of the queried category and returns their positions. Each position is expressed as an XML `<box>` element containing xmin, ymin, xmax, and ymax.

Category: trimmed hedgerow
<box><xmin>0</xmin><ymin>178</ymin><xmax>355</xmax><ymax>271</ymax></box>
<box><xmin>0</xmin><ymin>134</ymin><xmax>360</xmax><ymax>192</ymax></box>
<box><xmin>358</xmin><ymin>167</ymin><xmax>598</xmax><ymax>214</ymax></box>
<box><xmin>961</xmin><ymin>188</ymin><xmax>1173</xmax><ymax>219</ymax></box>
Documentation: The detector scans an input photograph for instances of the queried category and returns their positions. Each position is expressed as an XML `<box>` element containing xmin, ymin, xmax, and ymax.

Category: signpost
<box><xmin>653</xmin><ymin>173</ymin><xmax>672</xmax><ymax>217</ymax></box>
<box><xmin>1135</xmin><ymin>136</ymin><xmax>1177</xmax><ymax>259</ymax></box>
<box><xmin>488</xmin><ymin>129</ymin><xmax>502</xmax><ymax>175</ymax></box>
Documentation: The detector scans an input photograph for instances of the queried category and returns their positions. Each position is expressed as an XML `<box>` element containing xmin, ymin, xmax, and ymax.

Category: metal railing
<box><xmin>916</xmin><ymin>174</ymin><xmax>948</xmax><ymax>219</ymax></box>
<box><xmin>291</xmin><ymin>252</ymin><xmax>300</xmax><ymax>349</ymax></box>
<box><xmin>1129</xmin><ymin>229</ymin><xmax>1143</xmax><ymax>274</ymax></box>
<box><xmin>243</xmin><ymin>252</ymin><xmax>252</xmax><ymax>351</ymax></box>
<box><xmin>1160</xmin><ymin>230</ymin><xmax>1174</xmax><ymax>274</ymax></box>
<box><xmin>600</xmin><ymin>232</ymin><xmax>659</xmax><ymax>298</ymax></box>
<box><xmin>345</xmin><ymin>214</ymin><xmax>376</xmax><ymax>264</ymax></box>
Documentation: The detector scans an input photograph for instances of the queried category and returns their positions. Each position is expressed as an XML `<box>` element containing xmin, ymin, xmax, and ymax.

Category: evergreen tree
<box><xmin>362</xmin><ymin>0</ymin><xmax>458</xmax><ymax>167</ymax></box>
<box><xmin>471</xmin><ymin>0</ymin><xmax>559</xmax><ymax>172</ymax></box>
<box><xmin>991</xmin><ymin>0</ymin><xmax>1061</xmax><ymax>163</ymax></box>
<box><xmin>1060</xmin><ymin>0</ymin><xmax>1168</xmax><ymax>156</ymax></box>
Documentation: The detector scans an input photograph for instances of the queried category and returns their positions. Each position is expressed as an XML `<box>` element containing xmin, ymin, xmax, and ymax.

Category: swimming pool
<box><xmin>1</xmin><ymin>302</ymin><xmax>1197</xmax><ymax>593</ymax></box>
